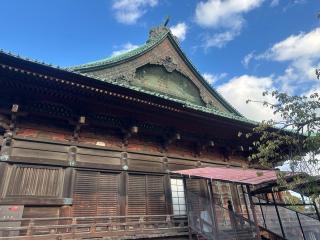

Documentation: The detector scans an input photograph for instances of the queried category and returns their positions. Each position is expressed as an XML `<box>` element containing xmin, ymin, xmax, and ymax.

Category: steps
<box><xmin>196</xmin><ymin>234</ymin><xmax>207</xmax><ymax>240</ymax></box>
<box><xmin>220</xmin><ymin>228</ymin><xmax>256</xmax><ymax>240</ymax></box>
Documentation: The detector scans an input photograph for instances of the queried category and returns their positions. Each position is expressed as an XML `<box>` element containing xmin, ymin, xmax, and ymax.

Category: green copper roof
<box><xmin>0</xmin><ymin>27</ymin><xmax>256</xmax><ymax>126</ymax></box>
<box><xmin>69</xmin><ymin>26</ymin><xmax>243</xmax><ymax>117</ymax></box>
<box><xmin>69</xmin><ymin>28</ymin><xmax>169</xmax><ymax>71</ymax></box>
<box><xmin>79</xmin><ymin>71</ymin><xmax>257</xmax><ymax>126</ymax></box>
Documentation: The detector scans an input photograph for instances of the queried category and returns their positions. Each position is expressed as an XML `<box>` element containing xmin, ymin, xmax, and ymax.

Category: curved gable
<box><xmin>71</xmin><ymin>26</ymin><xmax>242</xmax><ymax>116</ymax></box>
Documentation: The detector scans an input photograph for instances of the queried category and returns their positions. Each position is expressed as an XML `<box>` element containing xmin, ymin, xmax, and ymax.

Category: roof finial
<box><xmin>163</xmin><ymin>16</ymin><xmax>170</xmax><ymax>27</ymax></box>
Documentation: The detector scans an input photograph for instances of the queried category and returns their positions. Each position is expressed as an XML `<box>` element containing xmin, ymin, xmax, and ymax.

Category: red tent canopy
<box><xmin>173</xmin><ymin>167</ymin><xmax>281</xmax><ymax>185</ymax></box>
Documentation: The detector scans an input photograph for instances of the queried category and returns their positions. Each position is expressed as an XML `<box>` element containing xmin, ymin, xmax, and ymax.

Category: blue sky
<box><xmin>0</xmin><ymin>0</ymin><xmax>319</xmax><ymax>120</ymax></box>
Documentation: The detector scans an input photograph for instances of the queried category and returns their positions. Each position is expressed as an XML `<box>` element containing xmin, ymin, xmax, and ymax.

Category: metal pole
<box><xmin>271</xmin><ymin>192</ymin><xmax>286</xmax><ymax>239</ymax></box>
<box><xmin>246</xmin><ymin>185</ymin><xmax>261</xmax><ymax>240</ymax></box>
<box><xmin>300</xmin><ymin>194</ymin><xmax>306</xmax><ymax>205</ymax></box>
<box><xmin>183</xmin><ymin>177</ymin><xmax>193</xmax><ymax>240</ymax></box>
<box><xmin>313</xmin><ymin>200</ymin><xmax>320</xmax><ymax>221</ymax></box>
<box><xmin>235</xmin><ymin>184</ymin><xmax>244</xmax><ymax>216</ymax></box>
<box><xmin>296</xmin><ymin>212</ymin><xmax>306</xmax><ymax>240</ymax></box>
<box><xmin>241</xmin><ymin>185</ymin><xmax>251</xmax><ymax>222</ymax></box>
<box><xmin>258</xmin><ymin>198</ymin><xmax>266</xmax><ymax>228</ymax></box>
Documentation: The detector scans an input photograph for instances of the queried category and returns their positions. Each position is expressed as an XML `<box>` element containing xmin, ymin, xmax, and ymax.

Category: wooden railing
<box><xmin>0</xmin><ymin>215</ymin><xmax>188</xmax><ymax>240</ymax></box>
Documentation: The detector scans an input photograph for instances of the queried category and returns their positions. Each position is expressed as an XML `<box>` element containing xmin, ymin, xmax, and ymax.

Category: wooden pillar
<box><xmin>62</xmin><ymin>167</ymin><xmax>74</xmax><ymax>198</ymax></box>
<box><xmin>119</xmin><ymin>171</ymin><xmax>128</xmax><ymax>216</ymax></box>
<box><xmin>183</xmin><ymin>177</ymin><xmax>193</xmax><ymax>240</ymax></box>
<box><xmin>246</xmin><ymin>185</ymin><xmax>261</xmax><ymax>240</ymax></box>
<box><xmin>207</xmin><ymin>180</ymin><xmax>219</xmax><ymax>237</ymax></box>
<box><xmin>230</xmin><ymin>184</ymin><xmax>242</xmax><ymax>215</ymax></box>
<box><xmin>164</xmin><ymin>174</ymin><xmax>173</xmax><ymax>215</ymax></box>
<box><xmin>241</xmin><ymin>185</ymin><xmax>251</xmax><ymax>222</ymax></box>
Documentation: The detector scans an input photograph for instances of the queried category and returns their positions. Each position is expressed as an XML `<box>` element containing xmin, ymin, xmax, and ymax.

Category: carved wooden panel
<box><xmin>134</xmin><ymin>65</ymin><xmax>204</xmax><ymax>106</ymax></box>
<box><xmin>87</xmin><ymin>37</ymin><xmax>232</xmax><ymax>112</ymax></box>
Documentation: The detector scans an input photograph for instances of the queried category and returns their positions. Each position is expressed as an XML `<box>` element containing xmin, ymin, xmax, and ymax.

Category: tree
<box><xmin>245</xmin><ymin>84</ymin><xmax>320</xmax><ymax>199</ymax></box>
<box><xmin>238</xmin><ymin>12</ymin><xmax>320</xmax><ymax>200</ymax></box>
<box><xmin>282</xmin><ymin>191</ymin><xmax>305</xmax><ymax>212</ymax></box>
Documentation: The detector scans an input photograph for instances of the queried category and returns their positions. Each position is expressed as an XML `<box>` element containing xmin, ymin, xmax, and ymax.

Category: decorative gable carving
<box><xmin>82</xmin><ymin>37</ymin><xmax>231</xmax><ymax>113</ymax></box>
<box><xmin>152</xmin><ymin>56</ymin><xmax>178</xmax><ymax>73</ymax></box>
<box><xmin>134</xmin><ymin>65</ymin><xmax>204</xmax><ymax>106</ymax></box>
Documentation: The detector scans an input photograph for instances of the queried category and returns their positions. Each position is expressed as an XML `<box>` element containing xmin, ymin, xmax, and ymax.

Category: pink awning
<box><xmin>173</xmin><ymin>167</ymin><xmax>281</xmax><ymax>185</ymax></box>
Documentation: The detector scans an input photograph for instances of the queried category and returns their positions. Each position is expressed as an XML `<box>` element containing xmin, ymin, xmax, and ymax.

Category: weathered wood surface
<box><xmin>0</xmin><ymin>215</ymin><xmax>188</xmax><ymax>240</ymax></box>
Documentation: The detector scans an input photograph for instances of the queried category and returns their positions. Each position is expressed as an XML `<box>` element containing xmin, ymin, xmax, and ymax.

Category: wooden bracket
<box><xmin>0</xmin><ymin>114</ymin><xmax>10</xmax><ymax>132</ymax></box>
<box><xmin>9</xmin><ymin>104</ymin><xmax>19</xmax><ymax>133</ymax></box>
<box><xmin>121</xmin><ymin>125</ymin><xmax>138</xmax><ymax>147</ymax></box>
<box><xmin>72</xmin><ymin>116</ymin><xmax>86</xmax><ymax>142</ymax></box>
<box><xmin>0</xmin><ymin>104</ymin><xmax>19</xmax><ymax>161</ymax></box>
<box><xmin>161</xmin><ymin>131</ymin><xmax>180</xmax><ymax>152</ymax></box>
<box><xmin>194</xmin><ymin>142</ymin><xmax>205</xmax><ymax>157</ymax></box>
<box><xmin>219</xmin><ymin>146</ymin><xmax>231</xmax><ymax>162</ymax></box>
<box><xmin>194</xmin><ymin>140</ymin><xmax>215</xmax><ymax>157</ymax></box>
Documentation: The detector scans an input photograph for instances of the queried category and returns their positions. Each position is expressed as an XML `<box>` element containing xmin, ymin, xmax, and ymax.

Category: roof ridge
<box><xmin>0</xmin><ymin>48</ymin><xmax>64</xmax><ymax>69</ymax></box>
<box><xmin>69</xmin><ymin>27</ymin><xmax>170</xmax><ymax>71</ymax></box>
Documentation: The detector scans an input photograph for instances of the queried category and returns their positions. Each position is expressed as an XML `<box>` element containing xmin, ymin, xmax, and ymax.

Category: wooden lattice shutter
<box><xmin>127</xmin><ymin>174</ymin><xmax>167</xmax><ymax>216</ymax></box>
<box><xmin>4</xmin><ymin>165</ymin><xmax>64</xmax><ymax>198</ymax></box>
<box><xmin>146</xmin><ymin>175</ymin><xmax>166</xmax><ymax>215</ymax></box>
<box><xmin>97</xmin><ymin>173</ymin><xmax>120</xmax><ymax>216</ymax></box>
<box><xmin>127</xmin><ymin>174</ymin><xmax>147</xmax><ymax>215</ymax></box>
<box><xmin>73</xmin><ymin>171</ymin><xmax>98</xmax><ymax>217</ymax></box>
<box><xmin>73</xmin><ymin>171</ymin><xmax>120</xmax><ymax>218</ymax></box>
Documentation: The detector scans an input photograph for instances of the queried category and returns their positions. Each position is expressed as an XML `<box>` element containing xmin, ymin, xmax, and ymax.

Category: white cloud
<box><xmin>203</xmin><ymin>72</ymin><xmax>227</xmax><ymax>84</ymax></box>
<box><xmin>263</xmin><ymin>28</ymin><xmax>320</xmax><ymax>62</ymax></box>
<box><xmin>247</xmin><ymin>28</ymin><xmax>320</xmax><ymax>93</ymax></box>
<box><xmin>217</xmin><ymin>75</ymin><xmax>277</xmax><ymax>121</ymax></box>
<box><xmin>204</xmin><ymin>30</ymin><xmax>241</xmax><ymax>48</ymax></box>
<box><xmin>112</xmin><ymin>0</ymin><xmax>158</xmax><ymax>24</ymax></box>
<box><xmin>170</xmin><ymin>22</ymin><xmax>188</xmax><ymax>41</ymax></box>
<box><xmin>242</xmin><ymin>51</ymin><xmax>255</xmax><ymax>68</ymax></box>
<box><xmin>111</xmin><ymin>42</ymin><xmax>139</xmax><ymax>56</ymax></box>
<box><xmin>283</xmin><ymin>0</ymin><xmax>306</xmax><ymax>11</ymax></box>
<box><xmin>195</xmin><ymin>0</ymin><xmax>263</xmax><ymax>28</ymax></box>
<box><xmin>270</xmin><ymin>0</ymin><xmax>279</xmax><ymax>7</ymax></box>
<box><xmin>195</xmin><ymin>0</ymin><xmax>264</xmax><ymax>48</ymax></box>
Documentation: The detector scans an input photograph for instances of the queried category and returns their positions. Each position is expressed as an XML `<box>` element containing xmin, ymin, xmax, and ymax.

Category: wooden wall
<box><xmin>0</xmin><ymin>117</ymin><xmax>249</xmax><ymax>219</ymax></box>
